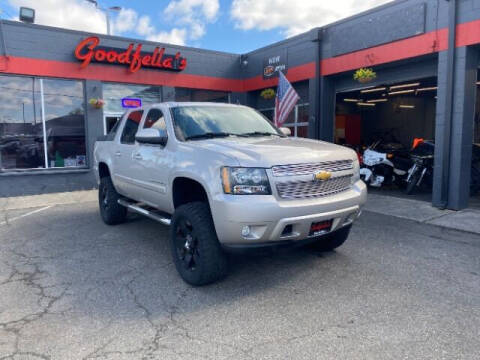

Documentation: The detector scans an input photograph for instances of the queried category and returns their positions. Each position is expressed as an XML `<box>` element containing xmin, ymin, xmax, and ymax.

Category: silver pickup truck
<box><xmin>94</xmin><ymin>102</ymin><xmax>367</xmax><ymax>285</ymax></box>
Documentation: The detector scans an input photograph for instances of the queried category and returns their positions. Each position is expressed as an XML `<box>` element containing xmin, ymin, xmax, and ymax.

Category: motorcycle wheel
<box><xmin>406</xmin><ymin>168</ymin><xmax>422</xmax><ymax>195</ymax></box>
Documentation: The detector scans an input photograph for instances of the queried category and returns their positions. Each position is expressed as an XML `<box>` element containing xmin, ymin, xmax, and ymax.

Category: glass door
<box><xmin>103</xmin><ymin>113</ymin><xmax>124</xmax><ymax>135</ymax></box>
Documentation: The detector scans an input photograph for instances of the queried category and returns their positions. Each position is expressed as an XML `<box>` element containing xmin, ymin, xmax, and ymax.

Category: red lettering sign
<box><xmin>74</xmin><ymin>36</ymin><xmax>187</xmax><ymax>73</ymax></box>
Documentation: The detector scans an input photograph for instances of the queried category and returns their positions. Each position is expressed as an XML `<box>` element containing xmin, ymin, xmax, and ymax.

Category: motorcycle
<box><xmin>405</xmin><ymin>140</ymin><xmax>480</xmax><ymax>195</ymax></box>
<box><xmin>405</xmin><ymin>139</ymin><xmax>434</xmax><ymax>195</ymax></box>
<box><xmin>360</xmin><ymin>140</ymin><xmax>412</xmax><ymax>188</ymax></box>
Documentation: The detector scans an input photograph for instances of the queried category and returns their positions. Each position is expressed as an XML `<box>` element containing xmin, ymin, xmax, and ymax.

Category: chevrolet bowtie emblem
<box><xmin>314</xmin><ymin>171</ymin><xmax>332</xmax><ymax>181</ymax></box>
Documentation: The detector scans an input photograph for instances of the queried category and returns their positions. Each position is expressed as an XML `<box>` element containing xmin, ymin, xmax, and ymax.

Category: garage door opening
<box><xmin>335</xmin><ymin>77</ymin><xmax>437</xmax><ymax>201</ymax></box>
<box><xmin>471</xmin><ymin>71</ymin><xmax>480</xmax><ymax>208</ymax></box>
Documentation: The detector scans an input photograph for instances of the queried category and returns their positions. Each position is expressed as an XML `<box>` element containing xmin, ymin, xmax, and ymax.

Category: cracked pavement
<box><xmin>0</xmin><ymin>199</ymin><xmax>480</xmax><ymax>359</ymax></box>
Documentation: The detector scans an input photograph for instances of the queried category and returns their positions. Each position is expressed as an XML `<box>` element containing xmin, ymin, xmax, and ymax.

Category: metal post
<box><xmin>39</xmin><ymin>79</ymin><xmax>49</xmax><ymax>168</ymax></box>
<box><xmin>437</xmin><ymin>0</ymin><xmax>457</xmax><ymax>208</ymax></box>
<box><xmin>294</xmin><ymin>105</ymin><xmax>298</xmax><ymax>137</ymax></box>
<box><xmin>105</xmin><ymin>9</ymin><xmax>111</xmax><ymax>35</ymax></box>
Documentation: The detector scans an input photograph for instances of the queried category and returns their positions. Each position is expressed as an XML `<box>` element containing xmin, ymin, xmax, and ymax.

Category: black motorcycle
<box><xmin>406</xmin><ymin>141</ymin><xmax>480</xmax><ymax>195</ymax></box>
<box><xmin>405</xmin><ymin>140</ymin><xmax>434</xmax><ymax>195</ymax></box>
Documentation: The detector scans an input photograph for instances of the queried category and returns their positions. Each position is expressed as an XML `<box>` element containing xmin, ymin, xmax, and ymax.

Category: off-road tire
<box><xmin>99</xmin><ymin>176</ymin><xmax>127</xmax><ymax>225</ymax></box>
<box><xmin>308</xmin><ymin>224</ymin><xmax>352</xmax><ymax>252</ymax></box>
<box><xmin>170</xmin><ymin>202</ymin><xmax>227</xmax><ymax>286</ymax></box>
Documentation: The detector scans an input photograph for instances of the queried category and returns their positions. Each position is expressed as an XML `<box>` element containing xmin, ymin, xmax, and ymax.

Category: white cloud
<box><xmin>147</xmin><ymin>28</ymin><xmax>188</xmax><ymax>46</ymax></box>
<box><xmin>132</xmin><ymin>15</ymin><xmax>187</xmax><ymax>45</ymax></box>
<box><xmin>230</xmin><ymin>0</ymin><xmax>393</xmax><ymax>37</ymax></box>
<box><xmin>112</xmin><ymin>8</ymin><xmax>138</xmax><ymax>34</ymax></box>
<box><xmin>164</xmin><ymin>0</ymin><xmax>219</xmax><ymax>21</ymax></box>
<box><xmin>7</xmin><ymin>0</ymin><xmax>107</xmax><ymax>34</ymax></box>
<box><xmin>164</xmin><ymin>0</ymin><xmax>219</xmax><ymax>41</ymax></box>
<box><xmin>6</xmin><ymin>0</ymin><xmax>201</xmax><ymax>45</ymax></box>
<box><xmin>136</xmin><ymin>15</ymin><xmax>155</xmax><ymax>37</ymax></box>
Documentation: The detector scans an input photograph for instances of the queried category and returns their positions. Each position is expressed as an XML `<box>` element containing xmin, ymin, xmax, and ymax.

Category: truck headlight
<box><xmin>352</xmin><ymin>159</ymin><xmax>360</xmax><ymax>184</ymax></box>
<box><xmin>221</xmin><ymin>167</ymin><xmax>271</xmax><ymax>195</ymax></box>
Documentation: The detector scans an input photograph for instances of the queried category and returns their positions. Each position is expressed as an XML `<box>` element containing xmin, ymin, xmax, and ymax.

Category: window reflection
<box><xmin>0</xmin><ymin>75</ymin><xmax>86</xmax><ymax>171</ymax></box>
<box><xmin>42</xmin><ymin>79</ymin><xmax>86</xmax><ymax>168</ymax></box>
<box><xmin>103</xmin><ymin>83</ymin><xmax>162</xmax><ymax>113</ymax></box>
<box><xmin>257</xmin><ymin>104</ymin><xmax>310</xmax><ymax>138</ymax></box>
<box><xmin>0</xmin><ymin>76</ymin><xmax>43</xmax><ymax>169</ymax></box>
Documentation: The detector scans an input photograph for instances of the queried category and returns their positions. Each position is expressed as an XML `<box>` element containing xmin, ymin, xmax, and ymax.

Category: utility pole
<box><xmin>84</xmin><ymin>0</ymin><xmax>121</xmax><ymax>35</ymax></box>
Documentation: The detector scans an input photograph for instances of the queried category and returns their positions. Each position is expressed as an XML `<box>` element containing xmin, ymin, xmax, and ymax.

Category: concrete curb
<box><xmin>364</xmin><ymin>193</ymin><xmax>480</xmax><ymax>236</ymax></box>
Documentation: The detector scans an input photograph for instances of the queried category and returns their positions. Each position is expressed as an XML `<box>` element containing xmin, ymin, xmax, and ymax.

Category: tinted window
<box><xmin>106</xmin><ymin>115</ymin><xmax>123</xmax><ymax>141</ymax></box>
<box><xmin>120</xmin><ymin>110</ymin><xmax>143</xmax><ymax>144</ymax></box>
<box><xmin>144</xmin><ymin>109</ymin><xmax>166</xmax><ymax>131</ymax></box>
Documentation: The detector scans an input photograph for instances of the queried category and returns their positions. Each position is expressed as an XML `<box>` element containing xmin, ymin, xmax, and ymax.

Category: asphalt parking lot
<box><xmin>1</xmin><ymin>200</ymin><xmax>480</xmax><ymax>360</ymax></box>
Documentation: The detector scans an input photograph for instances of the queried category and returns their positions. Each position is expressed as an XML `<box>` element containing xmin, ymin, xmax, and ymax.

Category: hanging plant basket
<box><xmin>89</xmin><ymin>98</ymin><xmax>105</xmax><ymax>109</ymax></box>
<box><xmin>353</xmin><ymin>68</ymin><xmax>377</xmax><ymax>84</ymax></box>
<box><xmin>260</xmin><ymin>88</ymin><xmax>276</xmax><ymax>100</ymax></box>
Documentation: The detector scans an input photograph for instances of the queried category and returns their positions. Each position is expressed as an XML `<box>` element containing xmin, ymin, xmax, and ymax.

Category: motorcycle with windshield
<box><xmin>360</xmin><ymin>140</ymin><xmax>412</xmax><ymax>188</ymax></box>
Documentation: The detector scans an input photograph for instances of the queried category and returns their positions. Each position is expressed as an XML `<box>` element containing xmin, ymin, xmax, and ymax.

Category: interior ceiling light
<box><xmin>389</xmin><ymin>82</ymin><xmax>420</xmax><ymax>90</ymax></box>
<box><xmin>343</xmin><ymin>98</ymin><xmax>360</xmax><ymax>102</ymax></box>
<box><xmin>416</xmin><ymin>86</ymin><xmax>438</xmax><ymax>92</ymax></box>
<box><xmin>399</xmin><ymin>105</ymin><xmax>415</xmax><ymax>109</ymax></box>
<box><xmin>357</xmin><ymin>102</ymin><xmax>376</xmax><ymax>107</ymax></box>
<box><xmin>360</xmin><ymin>87</ymin><xmax>386</xmax><ymax>93</ymax></box>
<box><xmin>388</xmin><ymin>89</ymin><xmax>415</xmax><ymax>95</ymax></box>
<box><xmin>367</xmin><ymin>99</ymin><xmax>388</xmax><ymax>103</ymax></box>
<box><xmin>477</xmin><ymin>81</ymin><xmax>480</xmax><ymax>85</ymax></box>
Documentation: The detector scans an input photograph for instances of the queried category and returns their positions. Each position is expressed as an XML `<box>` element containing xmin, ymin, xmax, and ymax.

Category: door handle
<box><xmin>133</xmin><ymin>153</ymin><xmax>143</xmax><ymax>160</ymax></box>
<box><xmin>115</xmin><ymin>151</ymin><xmax>121</xmax><ymax>157</ymax></box>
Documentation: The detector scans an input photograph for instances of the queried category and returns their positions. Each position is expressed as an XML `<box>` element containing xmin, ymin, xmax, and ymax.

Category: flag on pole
<box><xmin>274</xmin><ymin>71</ymin><xmax>300</xmax><ymax>127</ymax></box>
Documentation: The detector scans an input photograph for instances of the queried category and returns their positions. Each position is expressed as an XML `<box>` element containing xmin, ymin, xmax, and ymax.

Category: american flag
<box><xmin>274</xmin><ymin>71</ymin><xmax>300</xmax><ymax>127</ymax></box>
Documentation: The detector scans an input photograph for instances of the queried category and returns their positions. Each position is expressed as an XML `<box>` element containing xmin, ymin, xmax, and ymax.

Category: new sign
<box><xmin>263</xmin><ymin>51</ymin><xmax>287</xmax><ymax>79</ymax></box>
<box><xmin>74</xmin><ymin>36</ymin><xmax>187</xmax><ymax>73</ymax></box>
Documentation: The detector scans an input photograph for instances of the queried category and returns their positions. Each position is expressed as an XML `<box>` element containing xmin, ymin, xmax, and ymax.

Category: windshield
<box><xmin>171</xmin><ymin>105</ymin><xmax>281</xmax><ymax>141</ymax></box>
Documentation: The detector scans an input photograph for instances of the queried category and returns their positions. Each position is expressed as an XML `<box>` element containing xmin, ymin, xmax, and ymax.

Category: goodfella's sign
<box><xmin>74</xmin><ymin>36</ymin><xmax>187</xmax><ymax>73</ymax></box>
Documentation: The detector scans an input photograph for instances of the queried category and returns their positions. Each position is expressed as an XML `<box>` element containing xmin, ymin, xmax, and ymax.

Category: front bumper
<box><xmin>211</xmin><ymin>180</ymin><xmax>367</xmax><ymax>246</ymax></box>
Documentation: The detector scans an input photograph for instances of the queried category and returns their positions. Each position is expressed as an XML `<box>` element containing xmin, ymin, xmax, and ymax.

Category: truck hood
<box><xmin>187</xmin><ymin>136</ymin><xmax>357</xmax><ymax>167</ymax></box>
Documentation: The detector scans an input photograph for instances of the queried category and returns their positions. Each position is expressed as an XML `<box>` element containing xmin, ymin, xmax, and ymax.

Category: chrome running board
<box><xmin>118</xmin><ymin>199</ymin><xmax>171</xmax><ymax>226</ymax></box>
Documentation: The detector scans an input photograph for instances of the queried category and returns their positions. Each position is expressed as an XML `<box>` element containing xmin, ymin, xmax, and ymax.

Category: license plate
<box><xmin>309</xmin><ymin>220</ymin><xmax>332</xmax><ymax>236</ymax></box>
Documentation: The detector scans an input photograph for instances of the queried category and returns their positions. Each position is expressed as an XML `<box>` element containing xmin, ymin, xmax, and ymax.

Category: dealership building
<box><xmin>0</xmin><ymin>0</ymin><xmax>479</xmax><ymax>209</ymax></box>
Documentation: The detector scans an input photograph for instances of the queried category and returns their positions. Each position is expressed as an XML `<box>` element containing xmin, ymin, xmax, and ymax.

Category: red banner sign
<box><xmin>74</xmin><ymin>36</ymin><xmax>187</xmax><ymax>73</ymax></box>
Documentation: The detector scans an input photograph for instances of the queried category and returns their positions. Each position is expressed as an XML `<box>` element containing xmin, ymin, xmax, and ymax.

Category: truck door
<box><xmin>113</xmin><ymin>110</ymin><xmax>144</xmax><ymax>197</ymax></box>
<box><xmin>132</xmin><ymin>108</ymin><xmax>173</xmax><ymax>211</ymax></box>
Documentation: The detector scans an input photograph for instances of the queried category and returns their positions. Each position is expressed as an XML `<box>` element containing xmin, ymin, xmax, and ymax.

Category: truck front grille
<box><xmin>271</xmin><ymin>160</ymin><xmax>353</xmax><ymax>177</ymax></box>
<box><xmin>276</xmin><ymin>175</ymin><xmax>352</xmax><ymax>199</ymax></box>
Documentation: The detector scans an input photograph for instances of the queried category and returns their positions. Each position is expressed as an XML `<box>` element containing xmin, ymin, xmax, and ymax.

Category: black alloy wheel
<box><xmin>174</xmin><ymin>218</ymin><xmax>200</xmax><ymax>271</ymax></box>
<box><xmin>170</xmin><ymin>202</ymin><xmax>227</xmax><ymax>286</ymax></box>
<box><xmin>98</xmin><ymin>176</ymin><xmax>127</xmax><ymax>225</ymax></box>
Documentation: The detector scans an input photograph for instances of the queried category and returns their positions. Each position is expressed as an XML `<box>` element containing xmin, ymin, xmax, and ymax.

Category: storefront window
<box><xmin>174</xmin><ymin>88</ymin><xmax>229</xmax><ymax>103</ymax></box>
<box><xmin>103</xmin><ymin>83</ymin><xmax>162</xmax><ymax>113</ymax></box>
<box><xmin>0</xmin><ymin>75</ymin><xmax>86</xmax><ymax>171</ymax></box>
<box><xmin>258</xmin><ymin>103</ymin><xmax>309</xmax><ymax>138</ymax></box>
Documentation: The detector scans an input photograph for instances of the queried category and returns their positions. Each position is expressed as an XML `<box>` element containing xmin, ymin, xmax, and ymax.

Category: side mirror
<box><xmin>136</xmin><ymin>128</ymin><xmax>168</xmax><ymax>146</ymax></box>
<box><xmin>279</xmin><ymin>127</ymin><xmax>291</xmax><ymax>136</ymax></box>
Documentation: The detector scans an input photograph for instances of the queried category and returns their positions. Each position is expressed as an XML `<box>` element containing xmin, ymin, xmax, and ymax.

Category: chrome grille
<box><xmin>276</xmin><ymin>175</ymin><xmax>352</xmax><ymax>199</ymax></box>
<box><xmin>271</xmin><ymin>160</ymin><xmax>353</xmax><ymax>177</ymax></box>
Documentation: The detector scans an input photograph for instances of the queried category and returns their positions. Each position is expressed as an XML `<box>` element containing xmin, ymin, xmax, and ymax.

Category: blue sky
<box><xmin>2</xmin><ymin>0</ymin><xmax>391</xmax><ymax>53</ymax></box>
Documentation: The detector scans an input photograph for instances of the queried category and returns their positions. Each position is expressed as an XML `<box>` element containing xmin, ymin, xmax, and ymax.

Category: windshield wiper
<box><xmin>239</xmin><ymin>131</ymin><xmax>282</xmax><ymax>137</ymax></box>
<box><xmin>184</xmin><ymin>132</ymin><xmax>234</xmax><ymax>141</ymax></box>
